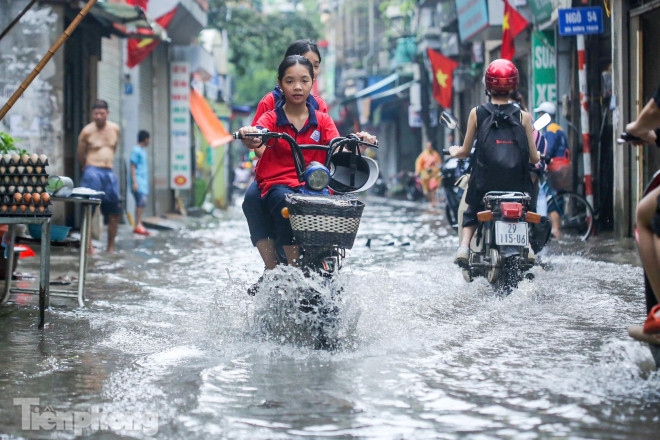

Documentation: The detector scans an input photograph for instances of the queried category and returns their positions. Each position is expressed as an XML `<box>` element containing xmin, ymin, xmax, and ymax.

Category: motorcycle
<box><xmin>441</xmin><ymin>110</ymin><xmax>551</xmax><ymax>292</ymax></box>
<box><xmin>457</xmin><ymin>191</ymin><xmax>541</xmax><ymax>290</ymax></box>
<box><xmin>233</xmin><ymin>130</ymin><xmax>379</xmax><ymax>348</ymax></box>
<box><xmin>406</xmin><ymin>171</ymin><xmax>425</xmax><ymax>202</ymax></box>
<box><xmin>618</xmin><ymin>131</ymin><xmax>660</xmax><ymax>368</ymax></box>
<box><xmin>441</xmin><ymin>153</ymin><xmax>470</xmax><ymax>230</ymax></box>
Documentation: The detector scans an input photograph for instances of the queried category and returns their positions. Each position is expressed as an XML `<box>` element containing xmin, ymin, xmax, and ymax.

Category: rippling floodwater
<box><xmin>0</xmin><ymin>196</ymin><xmax>658</xmax><ymax>439</ymax></box>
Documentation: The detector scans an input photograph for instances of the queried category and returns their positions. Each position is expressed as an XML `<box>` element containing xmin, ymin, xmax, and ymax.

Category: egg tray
<box><xmin>0</xmin><ymin>202</ymin><xmax>52</xmax><ymax>217</ymax></box>
<box><xmin>0</xmin><ymin>173</ymin><xmax>49</xmax><ymax>184</ymax></box>
<box><xmin>0</xmin><ymin>157</ymin><xmax>49</xmax><ymax>167</ymax></box>
<box><xmin>0</xmin><ymin>163</ymin><xmax>48</xmax><ymax>174</ymax></box>
<box><xmin>0</xmin><ymin>187</ymin><xmax>47</xmax><ymax>197</ymax></box>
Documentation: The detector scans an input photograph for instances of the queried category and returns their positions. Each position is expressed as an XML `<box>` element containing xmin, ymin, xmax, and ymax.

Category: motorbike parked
<box><xmin>618</xmin><ymin>131</ymin><xmax>660</xmax><ymax>368</ymax></box>
<box><xmin>233</xmin><ymin>130</ymin><xmax>379</xmax><ymax>348</ymax></box>
<box><xmin>441</xmin><ymin>153</ymin><xmax>470</xmax><ymax>230</ymax></box>
<box><xmin>406</xmin><ymin>171</ymin><xmax>425</xmax><ymax>202</ymax></box>
<box><xmin>441</xmin><ymin>111</ymin><xmax>551</xmax><ymax>292</ymax></box>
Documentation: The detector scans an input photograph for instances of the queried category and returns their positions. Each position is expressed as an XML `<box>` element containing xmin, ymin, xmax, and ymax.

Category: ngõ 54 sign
<box><xmin>558</xmin><ymin>7</ymin><xmax>603</xmax><ymax>36</ymax></box>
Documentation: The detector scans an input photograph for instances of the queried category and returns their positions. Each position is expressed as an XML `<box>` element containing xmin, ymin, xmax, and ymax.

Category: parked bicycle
<box><xmin>537</xmin><ymin>162</ymin><xmax>594</xmax><ymax>241</ymax></box>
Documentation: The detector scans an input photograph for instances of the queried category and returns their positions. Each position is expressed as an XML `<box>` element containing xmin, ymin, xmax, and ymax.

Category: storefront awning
<box><xmin>190</xmin><ymin>88</ymin><xmax>233</xmax><ymax>148</ymax></box>
<box><xmin>368</xmin><ymin>81</ymin><xmax>416</xmax><ymax>123</ymax></box>
<box><xmin>370</xmin><ymin>81</ymin><xmax>415</xmax><ymax>104</ymax></box>
<box><xmin>342</xmin><ymin>73</ymin><xmax>399</xmax><ymax>104</ymax></box>
<box><xmin>89</xmin><ymin>2</ymin><xmax>167</xmax><ymax>40</ymax></box>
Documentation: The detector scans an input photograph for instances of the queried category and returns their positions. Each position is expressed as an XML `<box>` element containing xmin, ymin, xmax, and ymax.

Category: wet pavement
<box><xmin>0</xmin><ymin>196</ymin><xmax>658</xmax><ymax>439</ymax></box>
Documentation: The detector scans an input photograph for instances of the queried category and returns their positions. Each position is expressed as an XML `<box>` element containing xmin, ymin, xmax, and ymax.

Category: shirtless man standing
<box><xmin>77</xmin><ymin>100</ymin><xmax>122</xmax><ymax>253</ymax></box>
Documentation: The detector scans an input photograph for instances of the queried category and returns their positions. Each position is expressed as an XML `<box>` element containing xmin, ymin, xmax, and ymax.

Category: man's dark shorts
<box><xmin>132</xmin><ymin>191</ymin><xmax>147</xmax><ymax>208</ymax></box>
<box><xmin>80</xmin><ymin>166</ymin><xmax>122</xmax><ymax>221</ymax></box>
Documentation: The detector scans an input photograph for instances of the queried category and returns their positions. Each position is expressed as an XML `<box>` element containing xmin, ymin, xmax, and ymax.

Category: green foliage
<box><xmin>0</xmin><ymin>132</ymin><xmax>23</xmax><ymax>154</ymax></box>
<box><xmin>233</xmin><ymin>68</ymin><xmax>278</xmax><ymax>105</ymax></box>
<box><xmin>378</xmin><ymin>0</ymin><xmax>415</xmax><ymax>15</ymax></box>
<box><xmin>208</xmin><ymin>0</ymin><xmax>321</xmax><ymax>105</ymax></box>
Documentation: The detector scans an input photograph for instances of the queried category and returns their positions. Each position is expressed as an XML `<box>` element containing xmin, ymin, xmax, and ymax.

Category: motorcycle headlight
<box><xmin>305</xmin><ymin>162</ymin><xmax>331</xmax><ymax>191</ymax></box>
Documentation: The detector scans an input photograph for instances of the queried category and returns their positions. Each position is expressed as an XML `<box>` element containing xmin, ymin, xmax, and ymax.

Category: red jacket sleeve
<box><xmin>252</xmin><ymin>93</ymin><xmax>275</xmax><ymax>125</ymax></box>
<box><xmin>314</xmin><ymin>95</ymin><xmax>329</xmax><ymax>114</ymax></box>
<box><xmin>318</xmin><ymin>112</ymin><xmax>340</xmax><ymax>143</ymax></box>
<box><xmin>254</xmin><ymin>111</ymin><xmax>279</xmax><ymax>147</ymax></box>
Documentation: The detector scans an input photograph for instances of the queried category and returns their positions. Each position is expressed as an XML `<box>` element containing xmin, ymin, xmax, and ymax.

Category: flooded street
<box><xmin>0</xmin><ymin>196</ymin><xmax>658</xmax><ymax>439</ymax></box>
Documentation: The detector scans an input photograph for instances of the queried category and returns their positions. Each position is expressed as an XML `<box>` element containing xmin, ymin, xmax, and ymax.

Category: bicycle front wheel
<box><xmin>547</xmin><ymin>191</ymin><xmax>594</xmax><ymax>241</ymax></box>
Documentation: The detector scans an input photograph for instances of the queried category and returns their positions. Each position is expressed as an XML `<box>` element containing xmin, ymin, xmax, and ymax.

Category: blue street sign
<box><xmin>558</xmin><ymin>7</ymin><xmax>604</xmax><ymax>36</ymax></box>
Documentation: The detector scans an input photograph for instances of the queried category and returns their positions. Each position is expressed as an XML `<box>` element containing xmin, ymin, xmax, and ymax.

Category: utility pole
<box><xmin>417</xmin><ymin>55</ymin><xmax>434</xmax><ymax>147</ymax></box>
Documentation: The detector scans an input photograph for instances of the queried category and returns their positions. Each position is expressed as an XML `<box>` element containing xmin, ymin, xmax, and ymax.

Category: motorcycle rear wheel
<box><xmin>486</xmin><ymin>248</ymin><xmax>500</xmax><ymax>284</ymax></box>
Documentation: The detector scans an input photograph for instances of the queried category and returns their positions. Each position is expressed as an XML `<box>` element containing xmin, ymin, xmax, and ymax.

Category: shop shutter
<box><xmin>151</xmin><ymin>44</ymin><xmax>172</xmax><ymax>214</ymax></box>
<box><xmin>138</xmin><ymin>54</ymin><xmax>154</xmax><ymax>214</ymax></box>
<box><xmin>97</xmin><ymin>36</ymin><xmax>122</xmax><ymax>123</ymax></box>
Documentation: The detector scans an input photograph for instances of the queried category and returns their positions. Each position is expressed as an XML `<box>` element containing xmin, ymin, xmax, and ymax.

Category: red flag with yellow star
<box><xmin>501</xmin><ymin>0</ymin><xmax>529</xmax><ymax>60</ymax></box>
<box><xmin>427</xmin><ymin>48</ymin><xmax>458</xmax><ymax>109</ymax></box>
<box><xmin>126</xmin><ymin>7</ymin><xmax>177</xmax><ymax>68</ymax></box>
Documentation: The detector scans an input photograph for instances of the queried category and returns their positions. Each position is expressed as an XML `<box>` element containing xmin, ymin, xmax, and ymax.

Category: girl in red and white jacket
<box><xmin>238</xmin><ymin>55</ymin><xmax>376</xmax><ymax>270</ymax></box>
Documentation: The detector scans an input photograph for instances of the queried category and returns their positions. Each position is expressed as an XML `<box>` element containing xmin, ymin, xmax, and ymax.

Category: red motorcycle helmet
<box><xmin>484</xmin><ymin>59</ymin><xmax>519</xmax><ymax>96</ymax></box>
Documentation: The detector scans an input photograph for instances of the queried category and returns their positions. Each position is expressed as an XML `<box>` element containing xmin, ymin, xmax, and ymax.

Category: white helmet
<box><xmin>533</xmin><ymin>101</ymin><xmax>556</xmax><ymax>115</ymax></box>
<box><xmin>329</xmin><ymin>152</ymin><xmax>379</xmax><ymax>193</ymax></box>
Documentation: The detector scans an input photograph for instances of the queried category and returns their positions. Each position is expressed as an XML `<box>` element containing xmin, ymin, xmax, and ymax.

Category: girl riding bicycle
<box><xmin>242</xmin><ymin>40</ymin><xmax>329</xmax><ymax>267</ymax></box>
<box><xmin>238</xmin><ymin>55</ymin><xmax>377</xmax><ymax>270</ymax></box>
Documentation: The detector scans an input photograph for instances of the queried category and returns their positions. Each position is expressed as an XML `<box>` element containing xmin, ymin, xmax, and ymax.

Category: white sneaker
<box><xmin>454</xmin><ymin>245</ymin><xmax>470</xmax><ymax>265</ymax></box>
<box><xmin>527</xmin><ymin>245</ymin><xmax>536</xmax><ymax>262</ymax></box>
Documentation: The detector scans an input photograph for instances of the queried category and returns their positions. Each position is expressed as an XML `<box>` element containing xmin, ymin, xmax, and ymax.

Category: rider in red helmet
<box><xmin>449</xmin><ymin>59</ymin><xmax>540</xmax><ymax>265</ymax></box>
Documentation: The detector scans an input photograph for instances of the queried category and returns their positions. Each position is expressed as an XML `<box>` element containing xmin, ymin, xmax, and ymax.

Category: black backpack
<box><xmin>465</xmin><ymin>102</ymin><xmax>533</xmax><ymax>208</ymax></box>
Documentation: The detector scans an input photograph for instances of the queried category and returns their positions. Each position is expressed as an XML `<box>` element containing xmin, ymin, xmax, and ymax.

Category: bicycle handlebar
<box><xmin>232</xmin><ymin>130</ymin><xmax>379</xmax><ymax>183</ymax></box>
<box><xmin>617</xmin><ymin>131</ymin><xmax>644</xmax><ymax>145</ymax></box>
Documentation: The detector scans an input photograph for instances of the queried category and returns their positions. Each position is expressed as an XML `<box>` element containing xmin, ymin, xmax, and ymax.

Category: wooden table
<box><xmin>0</xmin><ymin>216</ymin><xmax>51</xmax><ymax>328</ymax></box>
<box><xmin>0</xmin><ymin>196</ymin><xmax>100</xmax><ymax>328</ymax></box>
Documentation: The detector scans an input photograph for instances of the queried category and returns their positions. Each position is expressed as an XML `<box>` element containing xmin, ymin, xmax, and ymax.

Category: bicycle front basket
<box><xmin>285</xmin><ymin>193</ymin><xmax>365</xmax><ymax>249</ymax></box>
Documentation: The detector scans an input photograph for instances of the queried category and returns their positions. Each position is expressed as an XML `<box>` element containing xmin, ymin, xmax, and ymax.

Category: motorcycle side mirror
<box><xmin>440</xmin><ymin>111</ymin><xmax>458</xmax><ymax>130</ymax></box>
<box><xmin>533</xmin><ymin>113</ymin><xmax>552</xmax><ymax>131</ymax></box>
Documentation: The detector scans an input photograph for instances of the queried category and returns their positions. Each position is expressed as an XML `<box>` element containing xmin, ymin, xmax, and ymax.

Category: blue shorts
<box><xmin>80</xmin><ymin>166</ymin><xmax>122</xmax><ymax>219</ymax></box>
<box><xmin>132</xmin><ymin>191</ymin><xmax>147</xmax><ymax>207</ymax></box>
<box><xmin>242</xmin><ymin>181</ymin><xmax>269</xmax><ymax>246</ymax></box>
<box><xmin>263</xmin><ymin>185</ymin><xmax>300</xmax><ymax>246</ymax></box>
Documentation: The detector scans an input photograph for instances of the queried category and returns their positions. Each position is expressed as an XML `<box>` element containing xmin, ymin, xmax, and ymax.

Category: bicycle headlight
<box><xmin>305</xmin><ymin>162</ymin><xmax>331</xmax><ymax>191</ymax></box>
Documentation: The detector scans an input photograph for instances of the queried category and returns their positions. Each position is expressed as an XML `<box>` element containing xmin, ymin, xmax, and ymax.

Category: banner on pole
<box><xmin>532</xmin><ymin>30</ymin><xmax>556</xmax><ymax>109</ymax></box>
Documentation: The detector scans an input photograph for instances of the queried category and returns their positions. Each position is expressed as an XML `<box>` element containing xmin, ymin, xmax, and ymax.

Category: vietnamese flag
<box><xmin>427</xmin><ymin>48</ymin><xmax>458</xmax><ymax>109</ymax></box>
<box><xmin>501</xmin><ymin>0</ymin><xmax>529</xmax><ymax>60</ymax></box>
<box><xmin>126</xmin><ymin>7</ymin><xmax>177</xmax><ymax>68</ymax></box>
<box><xmin>127</xmin><ymin>0</ymin><xmax>149</xmax><ymax>10</ymax></box>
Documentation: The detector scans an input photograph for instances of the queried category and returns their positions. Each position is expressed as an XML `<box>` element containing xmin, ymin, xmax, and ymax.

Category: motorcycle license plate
<box><xmin>495</xmin><ymin>221</ymin><xmax>529</xmax><ymax>246</ymax></box>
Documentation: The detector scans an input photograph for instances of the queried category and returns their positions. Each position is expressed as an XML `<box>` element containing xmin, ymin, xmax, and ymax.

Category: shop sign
<box><xmin>558</xmin><ymin>7</ymin><xmax>603</xmax><ymax>36</ymax></box>
<box><xmin>455</xmin><ymin>0</ymin><xmax>489</xmax><ymax>41</ymax></box>
<box><xmin>408</xmin><ymin>106</ymin><xmax>438</xmax><ymax>128</ymax></box>
<box><xmin>532</xmin><ymin>30</ymin><xmax>556</xmax><ymax>109</ymax></box>
<box><xmin>528</xmin><ymin>0</ymin><xmax>553</xmax><ymax>24</ymax></box>
<box><xmin>170</xmin><ymin>62</ymin><xmax>191</xmax><ymax>190</ymax></box>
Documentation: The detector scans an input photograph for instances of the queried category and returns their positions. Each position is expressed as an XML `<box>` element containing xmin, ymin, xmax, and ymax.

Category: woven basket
<box><xmin>286</xmin><ymin>194</ymin><xmax>365</xmax><ymax>249</ymax></box>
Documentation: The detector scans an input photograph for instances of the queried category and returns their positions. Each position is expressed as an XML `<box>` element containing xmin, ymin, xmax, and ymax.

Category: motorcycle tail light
<box><xmin>525</xmin><ymin>212</ymin><xmax>542</xmax><ymax>223</ymax></box>
<box><xmin>477</xmin><ymin>210</ymin><xmax>494</xmax><ymax>222</ymax></box>
<box><xmin>501</xmin><ymin>203</ymin><xmax>523</xmax><ymax>219</ymax></box>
